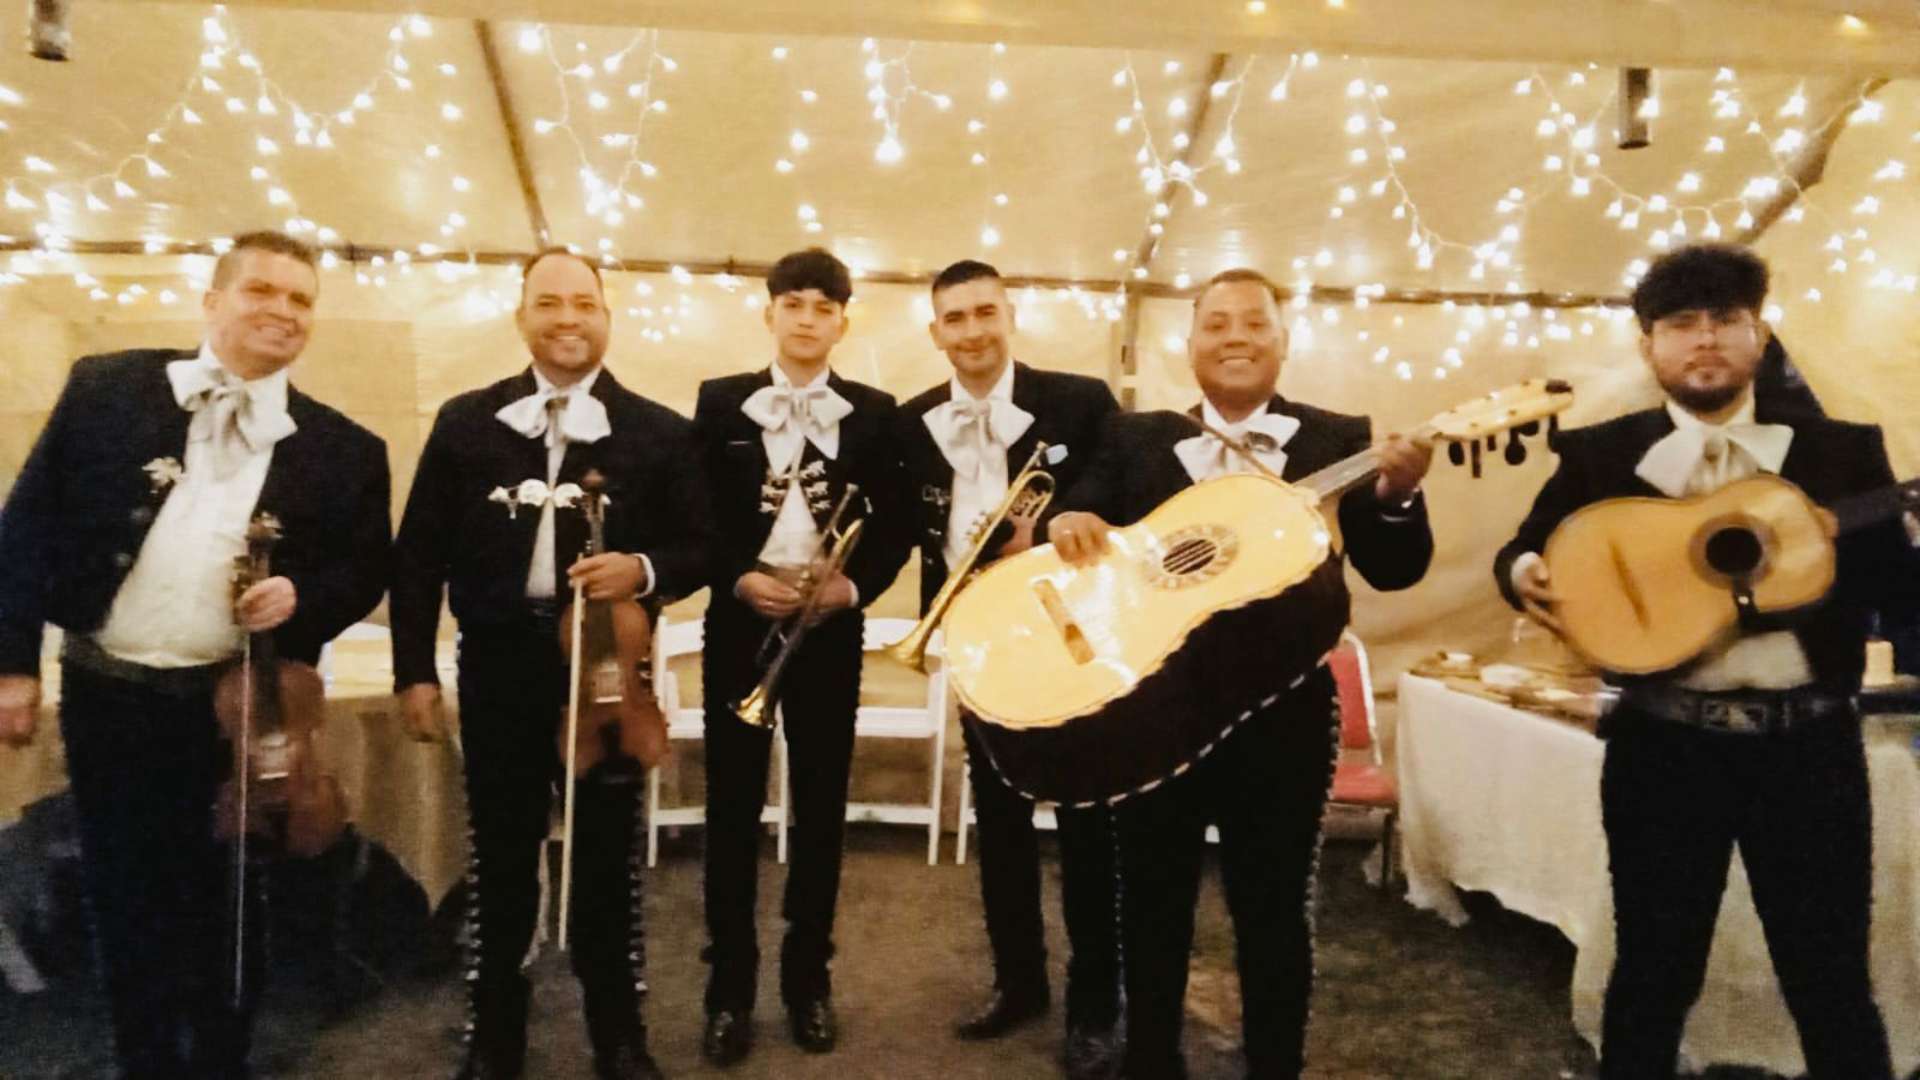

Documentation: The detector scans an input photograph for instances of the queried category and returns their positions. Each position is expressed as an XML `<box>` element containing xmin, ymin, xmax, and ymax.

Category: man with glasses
<box><xmin>1497</xmin><ymin>243</ymin><xmax>1919</xmax><ymax>1079</ymax></box>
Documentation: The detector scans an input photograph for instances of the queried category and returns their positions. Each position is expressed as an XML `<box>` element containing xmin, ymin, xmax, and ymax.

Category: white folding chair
<box><xmin>955</xmin><ymin>760</ymin><xmax>1059</xmax><ymax>865</ymax></box>
<box><xmin>645</xmin><ymin>615</ymin><xmax>789</xmax><ymax>867</ymax></box>
<box><xmin>846</xmin><ymin>619</ymin><xmax>948</xmax><ymax>865</ymax></box>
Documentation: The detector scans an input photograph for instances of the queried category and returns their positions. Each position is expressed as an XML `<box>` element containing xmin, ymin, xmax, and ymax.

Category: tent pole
<box><xmin>474</xmin><ymin>19</ymin><xmax>552</xmax><ymax>249</ymax></box>
<box><xmin>1737</xmin><ymin>77</ymin><xmax>1887</xmax><ymax>245</ymax></box>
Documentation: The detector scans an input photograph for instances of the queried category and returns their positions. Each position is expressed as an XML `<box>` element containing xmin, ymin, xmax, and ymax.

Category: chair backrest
<box><xmin>653</xmin><ymin>615</ymin><xmax>706</xmax><ymax>713</ymax></box>
<box><xmin>862</xmin><ymin>617</ymin><xmax>914</xmax><ymax>653</ymax></box>
<box><xmin>859</xmin><ymin>617</ymin><xmax>945</xmax><ymax>715</ymax></box>
<box><xmin>1329</xmin><ymin>630</ymin><xmax>1378</xmax><ymax>756</ymax></box>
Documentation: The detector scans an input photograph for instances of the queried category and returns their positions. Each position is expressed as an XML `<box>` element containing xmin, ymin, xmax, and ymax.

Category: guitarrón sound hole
<box><xmin>1704</xmin><ymin>525</ymin><xmax>1764</xmax><ymax>577</ymax></box>
<box><xmin>1162</xmin><ymin>536</ymin><xmax>1219</xmax><ymax>576</ymax></box>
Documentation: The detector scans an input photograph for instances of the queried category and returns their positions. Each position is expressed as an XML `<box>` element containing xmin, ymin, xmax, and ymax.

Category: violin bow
<box><xmin>558</xmin><ymin>576</ymin><xmax>586</xmax><ymax>952</ymax></box>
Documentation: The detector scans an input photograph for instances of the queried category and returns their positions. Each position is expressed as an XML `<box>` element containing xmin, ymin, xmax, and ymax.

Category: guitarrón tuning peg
<box><xmin>1504</xmin><ymin>438</ymin><xmax>1527</xmax><ymax>466</ymax></box>
<box><xmin>1448</xmin><ymin>442</ymin><xmax>1466</xmax><ymax>467</ymax></box>
<box><xmin>1470</xmin><ymin>441</ymin><xmax>1484</xmax><ymax>479</ymax></box>
<box><xmin>1515</xmin><ymin>420</ymin><xmax>1541</xmax><ymax>437</ymax></box>
<box><xmin>1485</xmin><ymin>434</ymin><xmax>1498</xmax><ymax>452</ymax></box>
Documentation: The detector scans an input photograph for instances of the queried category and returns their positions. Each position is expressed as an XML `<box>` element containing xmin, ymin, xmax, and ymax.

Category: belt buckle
<box><xmin>1700</xmin><ymin>698</ymin><xmax>1769</xmax><ymax>734</ymax></box>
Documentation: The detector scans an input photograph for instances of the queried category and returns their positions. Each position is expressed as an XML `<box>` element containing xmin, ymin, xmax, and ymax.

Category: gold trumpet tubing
<box><xmin>732</xmin><ymin>504</ymin><xmax>865</xmax><ymax>728</ymax></box>
<box><xmin>887</xmin><ymin>446</ymin><xmax>1057</xmax><ymax>672</ymax></box>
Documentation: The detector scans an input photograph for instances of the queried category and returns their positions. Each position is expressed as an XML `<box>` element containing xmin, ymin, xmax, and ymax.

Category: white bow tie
<box><xmin>1635</xmin><ymin>419</ymin><xmax>1793</xmax><ymax>498</ymax></box>
<box><xmin>167</xmin><ymin>359</ymin><xmax>297</xmax><ymax>479</ymax></box>
<box><xmin>495</xmin><ymin>385</ymin><xmax>612</xmax><ymax>448</ymax></box>
<box><xmin>742</xmin><ymin>381</ymin><xmax>852</xmax><ymax>468</ymax></box>
<box><xmin>1174</xmin><ymin>412</ymin><xmax>1301</xmax><ymax>484</ymax></box>
<box><xmin>930</xmin><ymin>395</ymin><xmax>1034</xmax><ymax>480</ymax></box>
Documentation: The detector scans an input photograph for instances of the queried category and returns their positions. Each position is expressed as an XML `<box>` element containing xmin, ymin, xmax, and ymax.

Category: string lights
<box><xmin>0</xmin><ymin>10</ymin><xmax>1909</xmax><ymax>383</ymax></box>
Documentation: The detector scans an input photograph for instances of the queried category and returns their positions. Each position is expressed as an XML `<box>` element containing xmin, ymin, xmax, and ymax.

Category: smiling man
<box><xmin>391</xmin><ymin>246</ymin><xmax>714</xmax><ymax>1080</ymax></box>
<box><xmin>1497</xmin><ymin>243</ymin><xmax>1920</xmax><ymax>1079</ymax></box>
<box><xmin>895</xmin><ymin>260</ymin><xmax>1122</xmax><ymax>1079</ymax></box>
<box><xmin>1043</xmin><ymin>267</ymin><xmax>1434</xmax><ymax>1079</ymax></box>
<box><xmin>0</xmin><ymin>230</ymin><xmax>391</xmax><ymax>1079</ymax></box>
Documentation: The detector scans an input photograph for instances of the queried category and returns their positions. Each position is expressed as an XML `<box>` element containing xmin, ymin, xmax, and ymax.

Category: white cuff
<box><xmin>632</xmin><ymin>553</ymin><xmax>656</xmax><ymax>599</ymax></box>
<box><xmin>1377</xmin><ymin>487</ymin><xmax>1421</xmax><ymax>522</ymax></box>
<box><xmin>1509</xmin><ymin>551</ymin><xmax>1544</xmax><ymax>598</ymax></box>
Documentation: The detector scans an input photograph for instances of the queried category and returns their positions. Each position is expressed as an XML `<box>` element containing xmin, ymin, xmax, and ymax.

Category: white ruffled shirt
<box><xmin>750</xmin><ymin>365</ymin><xmax>847</xmax><ymax>572</ymax></box>
<box><xmin>493</xmin><ymin>369</ymin><xmax>654</xmax><ymax>601</ymax></box>
<box><xmin>924</xmin><ymin>363</ymin><xmax>1034</xmax><ymax>571</ymax></box>
<box><xmin>96</xmin><ymin>344</ymin><xmax>291</xmax><ymax>667</ymax></box>
<box><xmin>1174</xmin><ymin>400</ymin><xmax>1301</xmax><ymax>484</ymax></box>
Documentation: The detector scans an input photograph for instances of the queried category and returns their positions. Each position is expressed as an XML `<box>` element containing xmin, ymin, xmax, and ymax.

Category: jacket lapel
<box><xmin>1003</xmin><ymin>362</ymin><xmax>1044</xmax><ymax>476</ymax></box>
<box><xmin>915</xmin><ymin>383</ymin><xmax>957</xmax><ymax>549</ymax></box>
<box><xmin>1264</xmin><ymin>395</ymin><xmax>1333</xmax><ymax>483</ymax></box>
<box><xmin>250</xmin><ymin>388</ymin><xmax>309</xmax><ymax>524</ymax></box>
<box><xmin>1618</xmin><ymin>408</ymin><xmax>1679</xmax><ymax>498</ymax></box>
<box><xmin>130</xmin><ymin>354</ymin><xmax>197</xmax><ymax>517</ymax></box>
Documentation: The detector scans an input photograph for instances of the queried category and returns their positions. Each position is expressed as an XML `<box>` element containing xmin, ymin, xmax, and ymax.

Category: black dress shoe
<box><xmin>702</xmin><ymin>1010</ymin><xmax>752</xmax><ymax>1067</ymax></box>
<box><xmin>1063</xmin><ymin>1022</ymin><xmax>1121</xmax><ymax>1080</ymax></box>
<box><xmin>593</xmin><ymin>1040</ymin><xmax>664</xmax><ymax>1080</ymax></box>
<box><xmin>954</xmin><ymin>986</ymin><xmax>1051</xmax><ymax>1040</ymax></box>
<box><xmin>788</xmin><ymin>996</ymin><xmax>838</xmax><ymax>1053</ymax></box>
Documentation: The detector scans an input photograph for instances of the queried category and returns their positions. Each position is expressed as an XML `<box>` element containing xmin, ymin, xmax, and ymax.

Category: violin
<box><xmin>212</xmin><ymin>513</ymin><xmax>346</xmax><ymax>860</ymax></box>
<box><xmin>553</xmin><ymin>471</ymin><xmax>665</xmax><ymax>951</ymax></box>
<box><xmin>556</xmin><ymin>470</ymin><xmax>668</xmax><ymax>777</ymax></box>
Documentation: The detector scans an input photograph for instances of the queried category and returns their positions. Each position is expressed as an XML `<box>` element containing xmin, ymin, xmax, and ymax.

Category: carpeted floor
<box><xmin>0</xmin><ymin>823</ymin><xmax>1839</xmax><ymax>1079</ymax></box>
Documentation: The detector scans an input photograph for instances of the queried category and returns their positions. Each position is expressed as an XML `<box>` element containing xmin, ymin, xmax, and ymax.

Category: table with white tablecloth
<box><xmin>1396</xmin><ymin>672</ymin><xmax>1920</xmax><ymax>1075</ymax></box>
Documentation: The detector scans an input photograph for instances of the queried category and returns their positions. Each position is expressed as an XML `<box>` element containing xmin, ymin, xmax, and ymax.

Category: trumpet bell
<box><xmin>733</xmin><ymin>685</ymin><xmax>773</xmax><ymax>728</ymax></box>
<box><xmin>884</xmin><ymin>622</ymin><xmax>935</xmax><ymax>673</ymax></box>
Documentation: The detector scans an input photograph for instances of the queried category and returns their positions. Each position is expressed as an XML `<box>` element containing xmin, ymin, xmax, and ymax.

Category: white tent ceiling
<box><xmin>0</xmin><ymin>2</ymin><xmax>1910</xmax><ymax>299</ymax></box>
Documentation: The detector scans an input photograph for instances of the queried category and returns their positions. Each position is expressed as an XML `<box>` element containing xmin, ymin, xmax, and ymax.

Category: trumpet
<box><xmin>888</xmin><ymin>442</ymin><xmax>1066</xmax><ymax>673</ymax></box>
<box><xmin>734</xmin><ymin>484</ymin><xmax>864</xmax><ymax>728</ymax></box>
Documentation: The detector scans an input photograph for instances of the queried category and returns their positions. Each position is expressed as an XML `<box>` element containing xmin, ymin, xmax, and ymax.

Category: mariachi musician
<box><xmin>895</xmin><ymin>260</ymin><xmax>1122</xmax><ymax>1077</ymax></box>
<box><xmin>0</xmin><ymin>231</ymin><xmax>390</xmax><ymax>1079</ymax></box>
<box><xmin>1496</xmin><ymin>243</ymin><xmax>1920</xmax><ymax>1079</ymax></box>
<box><xmin>391</xmin><ymin>248</ymin><xmax>713</xmax><ymax>1080</ymax></box>
<box><xmin>1043</xmin><ymin>268</ymin><xmax>1433</xmax><ymax>1079</ymax></box>
<box><xmin>690</xmin><ymin>248</ymin><xmax>910</xmax><ymax>1066</ymax></box>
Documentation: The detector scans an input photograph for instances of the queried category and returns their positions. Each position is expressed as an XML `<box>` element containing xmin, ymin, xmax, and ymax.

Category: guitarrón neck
<box><xmin>1298</xmin><ymin>421</ymin><xmax>1438</xmax><ymax>502</ymax></box>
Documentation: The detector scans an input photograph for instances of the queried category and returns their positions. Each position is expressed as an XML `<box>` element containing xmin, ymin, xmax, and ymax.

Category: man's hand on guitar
<box><xmin>1048</xmin><ymin>512</ymin><xmax>1112</xmax><ymax>565</ymax></box>
<box><xmin>737</xmin><ymin>571</ymin><xmax>803</xmax><ymax>620</ymax></box>
<box><xmin>236</xmin><ymin>576</ymin><xmax>297</xmax><ymax>632</ymax></box>
<box><xmin>1512</xmin><ymin>557</ymin><xmax>1565</xmax><ymax>636</ymax></box>
<box><xmin>1374</xmin><ymin>432</ymin><xmax>1433</xmax><ymax>504</ymax></box>
<box><xmin>398</xmin><ymin>682</ymin><xmax>450</xmax><ymax>743</ymax></box>
<box><xmin>0</xmin><ymin>675</ymin><xmax>40</xmax><ymax>748</ymax></box>
<box><xmin>570</xmin><ymin>552</ymin><xmax>648</xmax><ymax>600</ymax></box>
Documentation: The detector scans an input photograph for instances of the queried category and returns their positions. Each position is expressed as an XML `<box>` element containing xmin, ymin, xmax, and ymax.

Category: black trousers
<box><xmin>455</xmin><ymin>620</ymin><xmax>650</xmax><ymax>1065</ymax></box>
<box><xmin>1116</xmin><ymin>671</ymin><xmax>1339</xmax><ymax>1080</ymax></box>
<box><xmin>701</xmin><ymin>603</ymin><xmax>862</xmax><ymax>1013</ymax></box>
<box><xmin>59</xmin><ymin>662</ymin><xmax>261</xmax><ymax>1080</ymax></box>
<box><xmin>1598</xmin><ymin>706</ymin><xmax>1892</xmax><ymax>1080</ymax></box>
<box><xmin>961</xmin><ymin>716</ymin><xmax>1120</xmax><ymax>1028</ymax></box>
